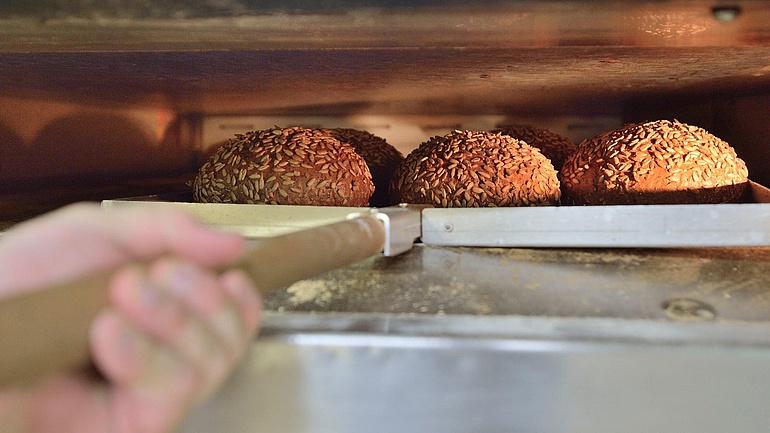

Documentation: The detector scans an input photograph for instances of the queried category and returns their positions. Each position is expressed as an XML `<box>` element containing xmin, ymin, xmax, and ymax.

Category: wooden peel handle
<box><xmin>0</xmin><ymin>216</ymin><xmax>385</xmax><ymax>387</ymax></box>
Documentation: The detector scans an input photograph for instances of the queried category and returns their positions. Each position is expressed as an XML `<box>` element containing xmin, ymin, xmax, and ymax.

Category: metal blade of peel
<box><xmin>0</xmin><ymin>216</ymin><xmax>387</xmax><ymax>387</ymax></box>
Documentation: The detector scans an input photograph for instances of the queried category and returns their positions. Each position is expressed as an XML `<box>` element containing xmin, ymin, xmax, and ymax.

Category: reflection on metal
<box><xmin>627</xmin><ymin>10</ymin><xmax>715</xmax><ymax>39</ymax></box>
<box><xmin>712</xmin><ymin>5</ymin><xmax>742</xmax><ymax>22</ymax></box>
<box><xmin>663</xmin><ymin>298</ymin><xmax>717</xmax><ymax>321</ymax></box>
<box><xmin>347</xmin><ymin>205</ymin><xmax>424</xmax><ymax>257</ymax></box>
<box><xmin>179</xmin><ymin>313</ymin><xmax>770</xmax><ymax>433</ymax></box>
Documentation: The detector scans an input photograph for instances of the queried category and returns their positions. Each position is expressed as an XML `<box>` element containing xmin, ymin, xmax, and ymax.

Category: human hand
<box><xmin>0</xmin><ymin>203</ymin><xmax>262</xmax><ymax>433</ymax></box>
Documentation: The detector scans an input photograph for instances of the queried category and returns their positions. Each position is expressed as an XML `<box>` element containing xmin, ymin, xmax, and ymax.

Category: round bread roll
<box><xmin>390</xmin><ymin>130</ymin><xmax>561</xmax><ymax>207</ymax></box>
<box><xmin>493</xmin><ymin>125</ymin><xmax>577</xmax><ymax>170</ymax></box>
<box><xmin>193</xmin><ymin>127</ymin><xmax>374</xmax><ymax>206</ymax></box>
<box><xmin>561</xmin><ymin>120</ymin><xmax>749</xmax><ymax>205</ymax></box>
<box><xmin>321</xmin><ymin>128</ymin><xmax>404</xmax><ymax>207</ymax></box>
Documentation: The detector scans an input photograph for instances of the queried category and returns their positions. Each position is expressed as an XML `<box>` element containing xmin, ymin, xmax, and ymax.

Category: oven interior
<box><xmin>2</xmin><ymin>2</ymin><xmax>770</xmax><ymax>432</ymax></box>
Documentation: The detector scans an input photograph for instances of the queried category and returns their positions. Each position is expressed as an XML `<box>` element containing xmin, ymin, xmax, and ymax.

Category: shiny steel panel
<box><xmin>180</xmin><ymin>313</ymin><xmax>770</xmax><ymax>433</ymax></box>
<box><xmin>421</xmin><ymin>202</ymin><xmax>770</xmax><ymax>248</ymax></box>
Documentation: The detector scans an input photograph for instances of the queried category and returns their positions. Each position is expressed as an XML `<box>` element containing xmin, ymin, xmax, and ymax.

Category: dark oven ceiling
<box><xmin>1</xmin><ymin>1</ymin><xmax>769</xmax><ymax>114</ymax></box>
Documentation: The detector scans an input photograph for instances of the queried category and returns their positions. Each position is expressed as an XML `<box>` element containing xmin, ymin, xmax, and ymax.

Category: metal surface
<box><xmin>4</xmin><ymin>1</ymin><xmax>770</xmax><ymax>51</ymax></box>
<box><xmin>178</xmin><ymin>313</ymin><xmax>770</xmax><ymax>433</ymax></box>
<box><xmin>103</xmin><ymin>195</ymin><xmax>421</xmax><ymax>255</ymax></box>
<box><xmin>420</xmin><ymin>182</ymin><xmax>770</xmax><ymax>249</ymax></box>
<box><xmin>102</xmin><ymin>192</ymin><xmax>770</xmax><ymax>321</ymax></box>
<box><xmin>102</xmin><ymin>193</ymin><xmax>369</xmax><ymax>238</ymax></box>
<box><xmin>100</xmin><ymin>189</ymin><xmax>770</xmax><ymax>321</ymax></box>
<box><xmin>264</xmin><ymin>244</ymin><xmax>770</xmax><ymax>321</ymax></box>
<box><xmin>422</xmin><ymin>202</ymin><xmax>770</xmax><ymax>248</ymax></box>
<box><xmin>104</xmin><ymin>181</ymin><xmax>770</xmax><ymax>250</ymax></box>
<box><xmin>4</xmin><ymin>1</ymin><xmax>770</xmax><ymax>117</ymax></box>
<box><xmin>3</xmin><ymin>48</ymin><xmax>770</xmax><ymax>117</ymax></box>
<box><xmin>348</xmin><ymin>205</ymin><xmax>424</xmax><ymax>257</ymax></box>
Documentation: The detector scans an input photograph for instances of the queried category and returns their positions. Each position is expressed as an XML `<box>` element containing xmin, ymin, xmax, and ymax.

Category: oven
<box><xmin>2</xmin><ymin>1</ymin><xmax>770</xmax><ymax>432</ymax></box>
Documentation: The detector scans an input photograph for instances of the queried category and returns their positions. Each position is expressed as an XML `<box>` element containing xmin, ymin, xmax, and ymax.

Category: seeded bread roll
<box><xmin>492</xmin><ymin>125</ymin><xmax>577</xmax><ymax>170</ymax></box>
<box><xmin>321</xmin><ymin>128</ymin><xmax>404</xmax><ymax>207</ymax></box>
<box><xmin>561</xmin><ymin>120</ymin><xmax>749</xmax><ymax>205</ymax></box>
<box><xmin>193</xmin><ymin>127</ymin><xmax>374</xmax><ymax>206</ymax></box>
<box><xmin>390</xmin><ymin>130</ymin><xmax>561</xmax><ymax>207</ymax></box>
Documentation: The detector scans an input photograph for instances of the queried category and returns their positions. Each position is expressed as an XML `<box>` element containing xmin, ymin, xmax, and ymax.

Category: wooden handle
<box><xmin>0</xmin><ymin>216</ymin><xmax>385</xmax><ymax>387</ymax></box>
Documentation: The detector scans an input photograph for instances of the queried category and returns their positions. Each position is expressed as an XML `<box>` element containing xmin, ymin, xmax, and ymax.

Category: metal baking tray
<box><xmin>103</xmin><ymin>181</ymin><xmax>770</xmax><ymax>248</ymax></box>
<box><xmin>102</xmin><ymin>191</ymin><xmax>370</xmax><ymax>238</ymax></box>
<box><xmin>423</xmin><ymin>181</ymin><xmax>770</xmax><ymax>248</ymax></box>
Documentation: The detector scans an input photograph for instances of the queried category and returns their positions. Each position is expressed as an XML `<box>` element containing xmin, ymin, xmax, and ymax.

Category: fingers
<box><xmin>90</xmin><ymin>257</ymin><xmax>262</xmax><ymax>409</ymax></box>
<box><xmin>220</xmin><ymin>270</ymin><xmax>263</xmax><ymax>338</ymax></box>
<box><xmin>89</xmin><ymin>312</ymin><xmax>200</xmax><ymax>433</ymax></box>
<box><xmin>98</xmin><ymin>205</ymin><xmax>247</xmax><ymax>268</ymax></box>
<box><xmin>0</xmin><ymin>203</ymin><xmax>247</xmax><ymax>295</ymax></box>
<box><xmin>90</xmin><ymin>311</ymin><xmax>194</xmax><ymax>394</ymax></box>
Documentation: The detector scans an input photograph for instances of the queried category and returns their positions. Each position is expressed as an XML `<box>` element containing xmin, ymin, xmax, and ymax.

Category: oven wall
<box><xmin>3</xmin><ymin>1</ymin><xmax>770</xmax><ymax>219</ymax></box>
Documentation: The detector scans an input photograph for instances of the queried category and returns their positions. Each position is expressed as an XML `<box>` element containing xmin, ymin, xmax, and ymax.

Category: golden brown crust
<box><xmin>193</xmin><ymin>127</ymin><xmax>374</xmax><ymax>206</ymax></box>
<box><xmin>390</xmin><ymin>130</ymin><xmax>561</xmax><ymax>207</ymax></box>
<box><xmin>321</xmin><ymin>128</ymin><xmax>404</xmax><ymax>207</ymax></box>
<box><xmin>561</xmin><ymin>120</ymin><xmax>749</xmax><ymax>205</ymax></box>
<box><xmin>493</xmin><ymin>125</ymin><xmax>577</xmax><ymax>170</ymax></box>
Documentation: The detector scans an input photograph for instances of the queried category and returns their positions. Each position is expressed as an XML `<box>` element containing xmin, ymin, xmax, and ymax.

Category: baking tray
<box><xmin>102</xmin><ymin>191</ymin><xmax>370</xmax><ymax>238</ymax></box>
<box><xmin>102</xmin><ymin>181</ymin><xmax>770</xmax><ymax>247</ymax></box>
<box><xmin>423</xmin><ymin>181</ymin><xmax>770</xmax><ymax>248</ymax></box>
